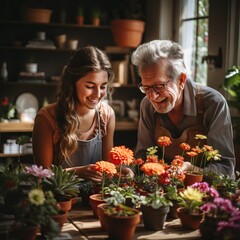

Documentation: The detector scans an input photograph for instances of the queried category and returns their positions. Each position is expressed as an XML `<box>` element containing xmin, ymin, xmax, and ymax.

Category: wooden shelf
<box><xmin>0</xmin><ymin>121</ymin><xmax>137</xmax><ymax>132</ymax></box>
<box><xmin>0</xmin><ymin>122</ymin><xmax>34</xmax><ymax>132</ymax></box>
<box><xmin>115</xmin><ymin>121</ymin><xmax>138</xmax><ymax>131</ymax></box>
<box><xmin>0</xmin><ymin>153</ymin><xmax>31</xmax><ymax>158</ymax></box>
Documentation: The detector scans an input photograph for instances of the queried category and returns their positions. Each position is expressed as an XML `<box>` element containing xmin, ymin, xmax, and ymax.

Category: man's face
<box><xmin>140</xmin><ymin>62</ymin><xmax>184</xmax><ymax>113</ymax></box>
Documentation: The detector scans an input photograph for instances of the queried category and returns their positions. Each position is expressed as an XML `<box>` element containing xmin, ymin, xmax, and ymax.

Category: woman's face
<box><xmin>76</xmin><ymin>71</ymin><xmax>108</xmax><ymax>110</ymax></box>
<box><xmin>140</xmin><ymin>62</ymin><xmax>183</xmax><ymax>113</ymax></box>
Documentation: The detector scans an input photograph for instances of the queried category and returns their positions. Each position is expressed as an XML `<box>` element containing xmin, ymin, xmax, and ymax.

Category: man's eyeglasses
<box><xmin>138</xmin><ymin>79</ymin><xmax>171</xmax><ymax>94</ymax></box>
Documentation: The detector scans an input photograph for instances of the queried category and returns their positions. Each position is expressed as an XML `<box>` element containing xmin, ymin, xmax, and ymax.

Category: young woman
<box><xmin>32</xmin><ymin>46</ymin><xmax>115</xmax><ymax>182</ymax></box>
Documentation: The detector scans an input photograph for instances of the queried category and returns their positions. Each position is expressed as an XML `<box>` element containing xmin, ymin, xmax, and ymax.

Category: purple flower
<box><xmin>217</xmin><ymin>210</ymin><xmax>240</xmax><ymax>232</ymax></box>
<box><xmin>25</xmin><ymin>165</ymin><xmax>53</xmax><ymax>179</ymax></box>
<box><xmin>214</xmin><ymin>197</ymin><xmax>235</xmax><ymax>213</ymax></box>
<box><xmin>200</xmin><ymin>202</ymin><xmax>217</xmax><ymax>212</ymax></box>
<box><xmin>191</xmin><ymin>182</ymin><xmax>209</xmax><ymax>192</ymax></box>
<box><xmin>208</xmin><ymin>187</ymin><xmax>219</xmax><ymax>198</ymax></box>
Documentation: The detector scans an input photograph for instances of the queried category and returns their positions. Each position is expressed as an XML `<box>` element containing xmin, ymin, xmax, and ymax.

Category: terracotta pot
<box><xmin>177</xmin><ymin>207</ymin><xmax>204</xmax><ymax>230</ymax></box>
<box><xmin>76</xmin><ymin>16</ymin><xmax>84</xmax><ymax>25</ymax></box>
<box><xmin>184</xmin><ymin>172</ymin><xmax>203</xmax><ymax>187</ymax></box>
<box><xmin>92</xmin><ymin>17</ymin><xmax>100</xmax><ymax>26</ymax></box>
<box><xmin>57</xmin><ymin>199</ymin><xmax>72</xmax><ymax>212</ymax></box>
<box><xmin>11</xmin><ymin>223</ymin><xmax>39</xmax><ymax>240</ymax></box>
<box><xmin>102</xmin><ymin>207</ymin><xmax>140</xmax><ymax>240</ymax></box>
<box><xmin>24</xmin><ymin>8</ymin><xmax>52</xmax><ymax>23</ymax></box>
<box><xmin>141</xmin><ymin>205</ymin><xmax>170</xmax><ymax>230</ymax></box>
<box><xmin>52</xmin><ymin>211</ymin><xmax>68</xmax><ymax>229</ymax></box>
<box><xmin>111</xmin><ymin>19</ymin><xmax>145</xmax><ymax>48</ymax></box>
<box><xmin>89</xmin><ymin>193</ymin><xmax>106</xmax><ymax>218</ymax></box>
<box><xmin>97</xmin><ymin>203</ymin><xmax>108</xmax><ymax>230</ymax></box>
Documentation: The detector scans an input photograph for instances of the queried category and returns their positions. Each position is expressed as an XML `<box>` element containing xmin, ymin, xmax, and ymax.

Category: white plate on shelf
<box><xmin>15</xmin><ymin>92</ymin><xmax>39</xmax><ymax>114</ymax></box>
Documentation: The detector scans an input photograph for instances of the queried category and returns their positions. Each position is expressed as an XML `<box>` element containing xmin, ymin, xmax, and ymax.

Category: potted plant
<box><xmin>101</xmin><ymin>203</ymin><xmax>141</xmax><ymax>240</ymax></box>
<box><xmin>0</xmin><ymin>97</ymin><xmax>16</xmax><ymax>121</ymax></box>
<box><xmin>12</xmin><ymin>189</ymin><xmax>61</xmax><ymax>239</ymax></box>
<box><xmin>110</xmin><ymin>0</ymin><xmax>145</xmax><ymax>48</ymax></box>
<box><xmin>139</xmin><ymin>161</ymin><xmax>173</xmax><ymax>231</ymax></box>
<box><xmin>91</xmin><ymin>7</ymin><xmax>101</xmax><ymax>26</ymax></box>
<box><xmin>200</xmin><ymin>195</ymin><xmax>240</xmax><ymax>239</ymax></box>
<box><xmin>176</xmin><ymin>185</ymin><xmax>205</xmax><ymax>230</ymax></box>
<box><xmin>42</xmin><ymin>165</ymin><xmax>81</xmax><ymax>212</ymax></box>
<box><xmin>223</xmin><ymin>65</ymin><xmax>240</xmax><ymax>171</ymax></box>
<box><xmin>89</xmin><ymin>160</ymin><xmax>117</xmax><ymax>218</ymax></box>
<box><xmin>179</xmin><ymin>134</ymin><xmax>221</xmax><ymax>186</ymax></box>
<box><xmin>23</xmin><ymin>0</ymin><xmax>53</xmax><ymax>23</ymax></box>
<box><xmin>76</xmin><ymin>5</ymin><xmax>84</xmax><ymax>25</ymax></box>
<box><xmin>25</xmin><ymin>55</ymin><xmax>38</xmax><ymax>73</ymax></box>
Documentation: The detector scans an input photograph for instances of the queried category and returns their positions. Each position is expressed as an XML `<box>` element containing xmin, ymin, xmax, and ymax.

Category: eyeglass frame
<box><xmin>138</xmin><ymin>78</ymin><xmax>172</xmax><ymax>94</ymax></box>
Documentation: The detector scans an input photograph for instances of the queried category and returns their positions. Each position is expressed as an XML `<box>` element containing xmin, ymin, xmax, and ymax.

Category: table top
<box><xmin>0</xmin><ymin>198</ymin><xmax>201</xmax><ymax>240</ymax></box>
<box><xmin>62</xmin><ymin>199</ymin><xmax>201</xmax><ymax>240</ymax></box>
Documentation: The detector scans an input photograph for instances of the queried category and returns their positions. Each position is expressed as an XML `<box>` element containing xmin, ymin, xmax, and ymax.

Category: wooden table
<box><xmin>61</xmin><ymin>199</ymin><xmax>201</xmax><ymax>240</ymax></box>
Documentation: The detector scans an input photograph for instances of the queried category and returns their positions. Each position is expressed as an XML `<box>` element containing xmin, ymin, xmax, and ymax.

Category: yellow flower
<box><xmin>28</xmin><ymin>189</ymin><xmax>46</xmax><ymax>206</ymax></box>
<box><xmin>194</xmin><ymin>134</ymin><xmax>207</xmax><ymax>140</ymax></box>
<box><xmin>179</xmin><ymin>187</ymin><xmax>204</xmax><ymax>203</ymax></box>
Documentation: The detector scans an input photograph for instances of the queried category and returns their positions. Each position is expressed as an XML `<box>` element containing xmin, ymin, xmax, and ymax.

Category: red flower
<box><xmin>1</xmin><ymin>97</ymin><xmax>8</xmax><ymax>107</ymax></box>
<box><xmin>109</xmin><ymin>146</ymin><xmax>134</xmax><ymax>166</ymax></box>
<box><xmin>146</xmin><ymin>155</ymin><xmax>159</xmax><ymax>163</ymax></box>
<box><xmin>132</xmin><ymin>158</ymin><xmax>144</xmax><ymax>165</ymax></box>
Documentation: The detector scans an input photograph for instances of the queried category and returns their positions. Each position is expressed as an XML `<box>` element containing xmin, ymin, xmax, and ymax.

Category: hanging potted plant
<box><xmin>110</xmin><ymin>0</ymin><xmax>145</xmax><ymax>48</ymax></box>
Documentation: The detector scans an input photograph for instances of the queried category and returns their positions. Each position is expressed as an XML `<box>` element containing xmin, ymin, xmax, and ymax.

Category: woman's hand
<box><xmin>181</xmin><ymin>161</ymin><xmax>191</xmax><ymax>172</ymax></box>
<box><xmin>122</xmin><ymin>166</ymin><xmax>135</xmax><ymax>178</ymax></box>
<box><xmin>67</xmin><ymin>164</ymin><xmax>102</xmax><ymax>182</ymax></box>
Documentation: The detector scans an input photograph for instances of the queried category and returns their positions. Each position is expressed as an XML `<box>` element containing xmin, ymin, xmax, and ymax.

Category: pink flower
<box><xmin>25</xmin><ymin>165</ymin><xmax>53</xmax><ymax>179</ymax></box>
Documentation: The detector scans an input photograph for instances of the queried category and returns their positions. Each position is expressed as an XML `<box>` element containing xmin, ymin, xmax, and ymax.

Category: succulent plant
<box><xmin>42</xmin><ymin>165</ymin><xmax>81</xmax><ymax>201</ymax></box>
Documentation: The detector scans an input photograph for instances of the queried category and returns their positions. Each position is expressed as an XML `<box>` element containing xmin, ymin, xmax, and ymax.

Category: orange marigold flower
<box><xmin>133</xmin><ymin>158</ymin><xmax>144</xmax><ymax>165</ymax></box>
<box><xmin>179</xmin><ymin>143</ymin><xmax>191</xmax><ymax>151</ymax></box>
<box><xmin>93</xmin><ymin>161</ymin><xmax>117</xmax><ymax>175</ymax></box>
<box><xmin>171</xmin><ymin>157</ymin><xmax>184</xmax><ymax>167</ymax></box>
<box><xmin>109</xmin><ymin>145</ymin><xmax>134</xmax><ymax>166</ymax></box>
<box><xmin>186</xmin><ymin>151</ymin><xmax>198</xmax><ymax>157</ymax></box>
<box><xmin>157</xmin><ymin>136</ymin><xmax>172</xmax><ymax>147</ymax></box>
<box><xmin>192</xmin><ymin>146</ymin><xmax>202</xmax><ymax>154</ymax></box>
<box><xmin>174</xmin><ymin>155</ymin><xmax>184</xmax><ymax>161</ymax></box>
<box><xmin>140</xmin><ymin>162</ymin><xmax>165</xmax><ymax>176</ymax></box>
<box><xmin>146</xmin><ymin>155</ymin><xmax>159</xmax><ymax>163</ymax></box>
<box><xmin>203</xmin><ymin>145</ymin><xmax>213</xmax><ymax>151</ymax></box>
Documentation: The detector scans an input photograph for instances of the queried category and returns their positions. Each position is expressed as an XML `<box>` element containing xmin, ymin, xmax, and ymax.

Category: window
<box><xmin>179</xmin><ymin>0</ymin><xmax>209</xmax><ymax>85</ymax></box>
